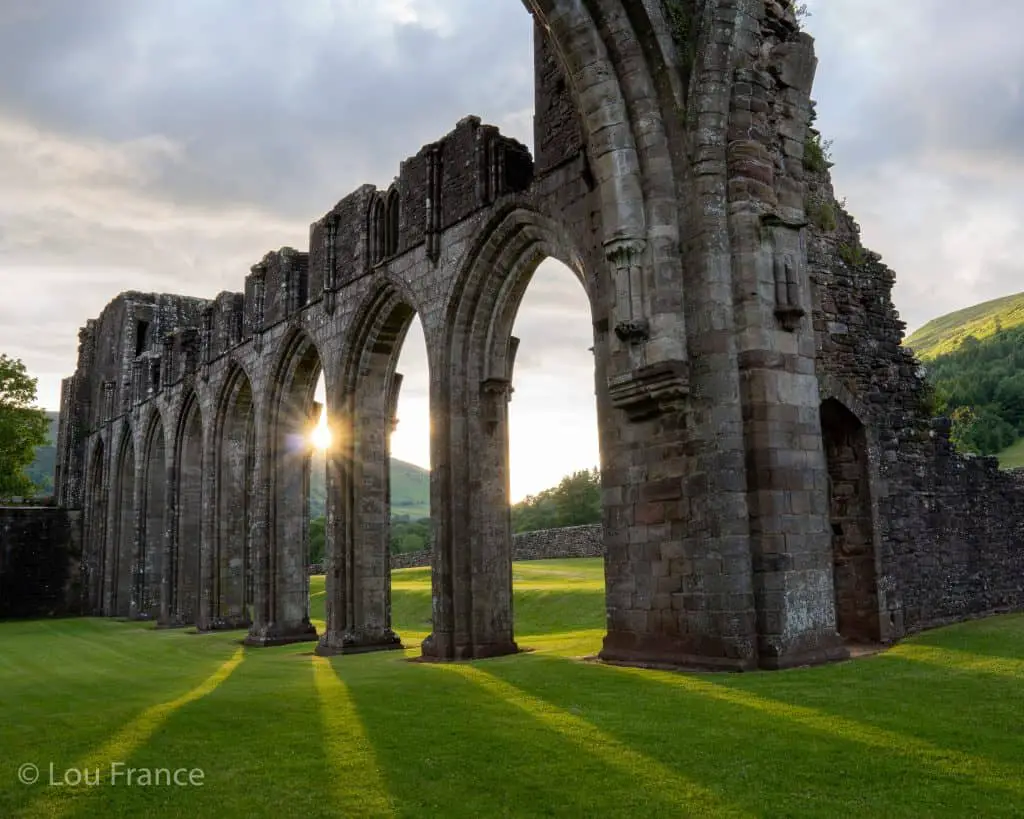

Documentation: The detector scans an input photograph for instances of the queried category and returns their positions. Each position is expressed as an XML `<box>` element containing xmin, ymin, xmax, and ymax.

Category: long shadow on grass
<box><xmin>59</xmin><ymin>645</ymin><xmax>341</xmax><ymax>819</ymax></box>
<box><xmin>0</xmin><ymin>621</ymin><xmax>243</xmax><ymax>819</ymax></box>
<box><xmin>339</xmin><ymin>656</ymin><xmax>711</xmax><ymax>818</ymax></box>
<box><xmin>477</xmin><ymin>654</ymin><xmax>1021</xmax><ymax>818</ymax></box>
<box><xmin>709</xmin><ymin>649</ymin><xmax>1024</xmax><ymax>771</ymax></box>
<box><xmin>13</xmin><ymin>644</ymin><xmax>243</xmax><ymax>819</ymax></box>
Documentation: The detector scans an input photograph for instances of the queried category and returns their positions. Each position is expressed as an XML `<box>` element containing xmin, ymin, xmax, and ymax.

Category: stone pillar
<box><xmin>245</xmin><ymin>396</ymin><xmax>317</xmax><ymax>647</ymax></box>
<box><xmin>197</xmin><ymin>417</ymin><xmax>216</xmax><ymax>631</ymax></box>
<box><xmin>244</xmin><ymin>411</ymin><xmax>273</xmax><ymax>644</ymax></box>
<box><xmin>422</xmin><ymin>369</ymin><xmax>517</xmax><ymax>661</ymax></box>
<box><xmin>158</xmin><ymin>456</ymin><xmax>176</xmax><ymax>627</ymax></box>
<box><xmin>725</xmin><ymin>8</ymin><xmax>845</xmax><ymax>668</ymax></box>
<box><xmin>316</xmin><ymin>376</ymin><xmax>401</xmax><ymax>655</ymax></box>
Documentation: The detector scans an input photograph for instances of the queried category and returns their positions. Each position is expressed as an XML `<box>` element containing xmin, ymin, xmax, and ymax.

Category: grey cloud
<box><xmin>804</xmin><ymin>1</ymin><xmax>1024</xmax><ymax>331</ymax></box>
<box><xmin>0</xmin><ymin>1</ymin><xmax>535</xmax><ymax>219</ymax></box>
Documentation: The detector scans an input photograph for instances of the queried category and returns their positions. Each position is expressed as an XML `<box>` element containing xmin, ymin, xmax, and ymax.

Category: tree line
<box><xmin>0</xmin><ymin>355</ymin><xmax>50</xmax><ymax>501</ymax></box>
<box><xmin>925</xmin><ymin>325</ymin><xmax>1024</xmax><ymax>455</ymax></box>
<box><xmin>308</xmin><ymin>467</ymin><xmax>603</xmax><ymax>562</ymax></box>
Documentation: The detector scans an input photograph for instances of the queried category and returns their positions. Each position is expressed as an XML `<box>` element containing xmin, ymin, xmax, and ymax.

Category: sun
<box><xmin>310</xmin><ymin>407</ymin><xmax>332</xmax><ymax>452</ymax></box>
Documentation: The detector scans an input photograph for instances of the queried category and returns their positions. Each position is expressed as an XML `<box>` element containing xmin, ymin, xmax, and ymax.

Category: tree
<box><xmin>0</xmin><ymin>355</ymin><xmax>50</xmax><ymax>500</ymax></box>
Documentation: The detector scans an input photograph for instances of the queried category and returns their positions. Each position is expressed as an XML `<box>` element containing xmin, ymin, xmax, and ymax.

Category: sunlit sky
<box><xmin>310</xmin><ymin>258</ymin><xmax>597</xmax><ymax>502</ymax></box>
<box><xmin>2</xmin><ymin>1</ymin><xmax>1023</xmax><ymax>500</ymax></box>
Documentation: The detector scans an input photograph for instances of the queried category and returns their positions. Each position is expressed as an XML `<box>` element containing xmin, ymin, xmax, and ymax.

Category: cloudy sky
<box><xmin>1</xmin><ymin>1</ymin><xmax>1020</xmax><ymax>499</ymax></box>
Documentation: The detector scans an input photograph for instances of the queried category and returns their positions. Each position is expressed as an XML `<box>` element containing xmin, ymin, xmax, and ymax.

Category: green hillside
<box><xmin>308</xmin><ymin>454</ymin><xmax>429</xmax><ymax>520</ymax></box>
<box><xmin>905</xmin><ymin>294</ymin><xmax>1024</xmax><ymax>463</ymax></box>
<box><xmin>904</xmin><ymin>291</ymin><xmax>1024</xmax><ymax>360</ymax></box>
<box><xmin>24</xmin><ymin>415</ymin><xmax>430</xmax><ymax>512</ymax></box>
<box><xmin>24</xmin><ymin>411</ymin><xmax>59</xmax><ymax>496</ymax></box>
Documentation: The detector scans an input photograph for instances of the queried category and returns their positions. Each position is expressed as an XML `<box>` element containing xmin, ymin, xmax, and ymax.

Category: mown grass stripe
<box><xmin>311</xmin><ymin>656</ymin><xmax>396</xmax><ymax>818</ymax></box>
<box><xmin>611</xmin><ymin>664</ymin><xmax>1024</xmax><ymax>798</ymax></box>
<box><xmin>444</xmin><ymin>663</ymin><xmax>754</xmax><ymax>819</ymax></box>
<box><xmin>18</xmin><ymin>647</ymin><xmax>244</xmax><ymax>819</ymax></box>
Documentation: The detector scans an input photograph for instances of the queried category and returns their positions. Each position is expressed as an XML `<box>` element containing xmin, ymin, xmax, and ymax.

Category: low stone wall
<box><xmin>885</xmin><ymin>437</ymin><xmax>1024</xmax><ymax>635</ymax></box>
<box><xmin>306</xmin><ymin>523</ymin><xmax>604</xmax><ymax>573</ymax></box>
<box><xmin>0</xmin><ymin>507</ymin><xmax>83</xmax><ymax>619</ymax></box>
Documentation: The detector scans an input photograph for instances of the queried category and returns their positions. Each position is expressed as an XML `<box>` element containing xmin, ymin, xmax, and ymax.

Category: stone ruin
<box><xmin>38</xmin><ymin>0</ymin><xmax>1024</xmax><ymax>670</ymax></box>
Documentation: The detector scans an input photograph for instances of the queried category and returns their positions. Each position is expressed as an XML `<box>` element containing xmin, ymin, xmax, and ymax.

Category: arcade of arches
<box><xmin>54</xmin><ymin>0</ymin><xmax>1024</xmax><ymax>671</ymax></box>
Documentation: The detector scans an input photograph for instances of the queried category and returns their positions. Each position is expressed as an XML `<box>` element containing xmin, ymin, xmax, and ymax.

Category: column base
<box><xmin>419</xmin><ymin>632</ymin><xmax>519</xmax><ymax>661</ymax></box>
<box><xmin>599</xmin><ymin>631</ymin><xmax>759</xmax><ymax>672</ymax></box>
<box><xmin>197</xmin><ymin>616</ymin><xmax>252</xmax><ymax>633</ymax></box>
<box><xmin>756</xmin><ymin>642</ymin><xmax>850</xmax><ymax>670</ymax></box>
<box><xmin>314</xmin><ymin>628</ymin><xmax>403</xmax><ymax>656</ymax></box>
<box><xmin>243</xmin><ymin>621</ymin><xmax>319</xmax><ymax>647</ymax></box>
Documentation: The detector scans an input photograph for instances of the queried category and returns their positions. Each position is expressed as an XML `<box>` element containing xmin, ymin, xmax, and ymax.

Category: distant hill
<box><xmin>25</xmin><ymin>414</ymin><xmax>431</xmax><ymax>514</ymax></box>
<box><xmin>906</xmin><ymin>294</ymin><xmax>1024</xmax><ymax>465</ymax></box>
<box><xmin>25</xmin><ymin>411</ymin><xmax>59</xmax><ymax>496</ymax></box>
<box><xmin>904</xmin><ymin>291</ymin><xmax>1024</xmax><ymax>360</ymax></box>
<box><xmin>308</xmin><ymin>454</ymin><xmax>429</xmax><ymax>520</ymax></box>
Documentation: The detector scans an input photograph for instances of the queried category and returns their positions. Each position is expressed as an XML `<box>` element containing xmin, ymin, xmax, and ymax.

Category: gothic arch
<box><xmin>448</xmin><ymin>204</ymin><xmax>591</xmax><ymax>383</ymax></box>
<box><xmin>246</xmin><ymin>327</ymin><xmax>322</xmax><ymax>646</ymax></box>
<box><xmin>139</xmin><ymin>409</ymin><xmax>167</xmax><ymax>619</ymax></box>
<box><xmin>212</xmin><ymin>362</ymin><xmax>256</xmax><ymax>627</ymax></box>
<box><xmin>820</xmin><ymin>397</ymin><xmax>883</xmax><ymax>644</ymax></box>
<box><xmin>316</xmin><ymin>280</ymin><xmax>419</xmax><ymax>656</ymax></box>
<box><xmin>83</xmin><ymin>434</ymin><xmax>107</xmax><ymax>614</ymax></box>
<box><xmin>172</xmin><ymin>390</ymin><xmax>204</xmax><ymax>625</ymax></box>
<box><xmin>109</xmin><ymin>423</ymin><xmax>136</xmax><ymax>618</ymax></box>
<box><xmin>426</xmin><ymin>205</ymin><xmax>601</xmax><ymax>660</ymax></box>
<box><xmin>367</xmin><ymin>194</ymin><xmax>387</xmax><ymax>265</ymax></box>
<box><xmin>385</xmin><ymin>186</ymin><xmax>401</xmax><ymax>257</ymax></box>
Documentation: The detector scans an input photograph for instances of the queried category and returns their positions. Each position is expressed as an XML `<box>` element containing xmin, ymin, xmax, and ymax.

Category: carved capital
<box><xmin>607</xmin><ymin>360</ymin><xmax>689</xmax><ymax>422</ymax></box>
<box><xmin>614</xmin><ymin>318</ymin><xmax>650</xmax><ymax>344</ymax></box>
<box><xmin>480</xmin><ymin>377</ymin><xmax>513</xmax><ymax>433</ymax></box>
<box><xmin>603</xmin><ymin>236</ymin><xmax>646</xmax><ymax>268</ymax></box>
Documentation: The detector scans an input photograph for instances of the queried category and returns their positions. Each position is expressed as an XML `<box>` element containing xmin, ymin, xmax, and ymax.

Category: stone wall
<box><xmin>0</xmin><ymin>507</ymin><xmax>83</xmax><ymax>619</ymax></box>
<box><xmin>806</xmin><ymin>104</ymin><xmax>1024</xmax><ymax>642</ymax></box>
<box><xmin>384</xmin><ymin>524</ymin><xmax>604</xmax><ymax>571</ymax></box>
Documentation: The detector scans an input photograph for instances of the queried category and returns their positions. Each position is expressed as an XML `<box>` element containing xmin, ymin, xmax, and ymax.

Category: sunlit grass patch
<box><xmin>2</xmin><ymin>560</ymin><xmax>1023</xmax><ymax>818</ymax></box>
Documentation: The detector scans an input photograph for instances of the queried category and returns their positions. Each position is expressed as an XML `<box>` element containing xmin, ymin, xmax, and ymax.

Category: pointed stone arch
<box><xmin>316</xmin><ymin>279</ymin><xmax>421</xmax><ymax>656</ymax></box>
<box><xmin>212</xmin><ymin>362</ymin><xmax>256</xmax><ymax>628</ymax></box>
<box><xmin>172</xmin><ymin>390</ymin><xmax>204</xmax><ymax>625</ymax></box>
<box><xmin>428</xmin><ymin>205</ymin><xmax>599</xmax><ymax>660</ymax></box>
<box><xmin>139</xmin><ymin>409</ymin><xmax>167</xmax><ymax>619</ymax></box>
<box><xmin>385</xmin><ymin>186</ymin><xmax>401</xmax><ymax>257</ymax></box>
<box><xmin>83</xmin><ymin>435</ymin><xmax>107</xmax><ymax>615</ymax></box>
<box><xmin>245</xmin><ymin>327</ymin><xmax>322</xmax><ymax>646</ymax></box>
<box><xmin>820</xmin><ymin>397</ymin><xmax>883</xmax><ymax>644</ymax></box>
<box><xmin>109</xmin><ymin>424</ymin><xmax>136</xmax><ymax>618</ymax></box>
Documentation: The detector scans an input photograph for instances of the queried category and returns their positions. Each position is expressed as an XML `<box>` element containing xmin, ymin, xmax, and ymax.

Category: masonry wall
<box><xmin>806</xmin><ymin>118</ymin><xmax>1024</xmax><ymax>641</ymax></box>
<box><xmin>386</xmin><ymin>524</ymin><xmax>604</xmax><ymax>571</ymax></box>
<box><xmin>0</xmin><ymin>507</ymin><xmax>83</xmax><ymax>618</ymax></box>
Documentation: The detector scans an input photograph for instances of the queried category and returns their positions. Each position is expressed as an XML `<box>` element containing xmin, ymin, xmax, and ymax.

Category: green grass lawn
<box><xmin>997</xmin><ymin>437</ymin><xmax>1024</xmax><ymax>469</ymax></box>
<box><xmin>2</xmin><ymin>558</ymin><xmax>1023</xmax><ymax>818</ymax></box>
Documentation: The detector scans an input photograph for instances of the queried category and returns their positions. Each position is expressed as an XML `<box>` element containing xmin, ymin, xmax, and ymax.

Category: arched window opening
<box><xmin>370</xmin><ymin>197</ymin><xmax>386</xmax><ymax>264</ymax></box>
<box><xmin>388</xmin><ymin>313</ymin><xmax>431</xmax><ymax>559</ymax></box>
<box><xmin>385</xmin><ymin>190</ymin><xmax>401</xmax><ymax>257</ymax></box>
